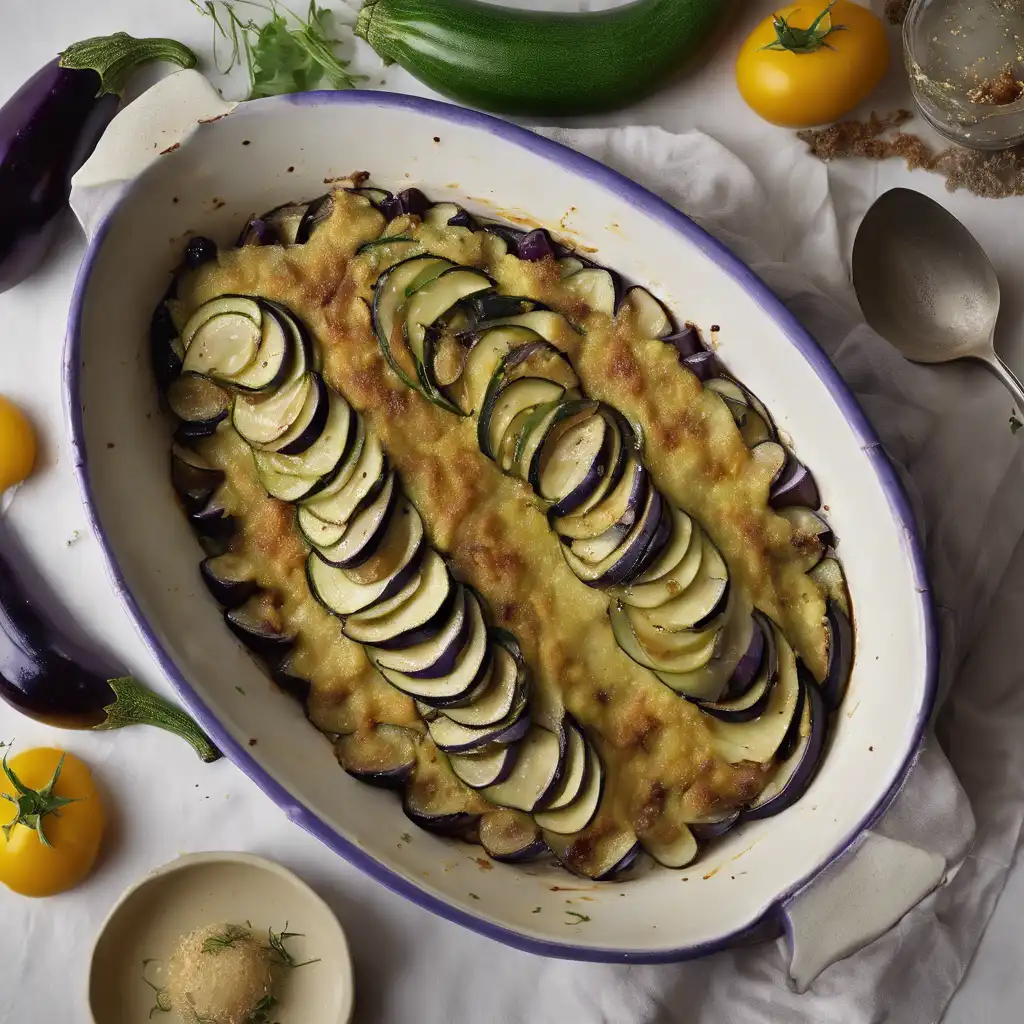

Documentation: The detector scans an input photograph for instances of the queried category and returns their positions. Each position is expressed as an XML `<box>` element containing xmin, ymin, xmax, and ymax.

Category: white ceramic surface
<box><xmin>64</xmin><ymin>72</ymin><xmax>935</xmax><ymax>961</ymax></box>
<box><xmin>88</xmin><ymin>851</ymin><xmax>354</xmax><ymax>1024</ymax></box>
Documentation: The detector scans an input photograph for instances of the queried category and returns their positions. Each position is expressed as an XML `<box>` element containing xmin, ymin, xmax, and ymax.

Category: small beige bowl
<box><xmin>88</xmin><ymin>852</ymin><xmax>353</xmax><ymax>1024</ymax></box>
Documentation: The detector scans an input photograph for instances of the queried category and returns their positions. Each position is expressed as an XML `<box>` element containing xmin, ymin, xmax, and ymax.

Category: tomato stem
<box><xmin>762</xmin><ymin>1</ymin><xmax>845</xmax><ymax>54</ymax></box>
<box><xmin>0</xmin><ymin>747</ymin><xmax>80</xmax><ymax>847</ymax></box>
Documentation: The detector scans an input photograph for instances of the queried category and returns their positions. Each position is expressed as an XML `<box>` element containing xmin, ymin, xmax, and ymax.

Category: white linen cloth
<box><xmin>3</xmin><ymin>2</ymin><xmax>1024</xmax><ymax>1019</ymax></box>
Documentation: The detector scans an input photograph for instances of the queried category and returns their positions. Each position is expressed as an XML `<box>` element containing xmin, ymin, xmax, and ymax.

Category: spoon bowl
<box><xmin>853</xmin><ymin>187</ymin><xmax>1024</xmax><ymax>407</ymax></box>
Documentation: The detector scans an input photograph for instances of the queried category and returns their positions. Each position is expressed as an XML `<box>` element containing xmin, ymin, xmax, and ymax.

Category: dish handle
<box><xmin>70</xmin><ymin>69</ymin><xmax>237</xmax><ymax>241</ymax></box>
<box><xmin>780</xmin><ymin>828</ymin><xmax>945</xmax><ymax>991</ymax></box>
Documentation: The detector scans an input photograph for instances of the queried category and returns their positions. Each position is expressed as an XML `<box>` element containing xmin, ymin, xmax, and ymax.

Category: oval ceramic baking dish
<box><xmin>63</xmin><ymin>76</ymin><xmax>936</xmax><ymax>963</ymax></box>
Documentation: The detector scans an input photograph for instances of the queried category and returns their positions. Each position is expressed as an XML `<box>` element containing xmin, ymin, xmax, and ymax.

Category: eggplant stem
<box><xmin>99</xmin><ymin>677</ymin><xmax>222</xmax><ymax>763</ymax></box>
<box><xmin>59</xmin><ymin>33</ymin><xmax>198</xmax><ymax>96</ymax></box>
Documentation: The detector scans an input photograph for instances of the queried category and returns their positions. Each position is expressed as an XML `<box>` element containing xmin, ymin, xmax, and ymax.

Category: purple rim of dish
<box><xmin>63</xmin><ymin>89</ymin><xmax>938</xmax><ymax>965</ymax></box>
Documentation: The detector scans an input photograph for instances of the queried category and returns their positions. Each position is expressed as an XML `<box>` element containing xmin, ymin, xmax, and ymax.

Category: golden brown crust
<box><xmin>177</xmin><ymin>190</ymin><xmax>830</xmax><ymax>846</ymax></box>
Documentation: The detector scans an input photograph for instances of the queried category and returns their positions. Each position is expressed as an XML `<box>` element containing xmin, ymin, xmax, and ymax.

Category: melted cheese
<box><xmin>178</xmin><ymin>191</ymin><xmax>833</xmax><ymax>857</ymax></box>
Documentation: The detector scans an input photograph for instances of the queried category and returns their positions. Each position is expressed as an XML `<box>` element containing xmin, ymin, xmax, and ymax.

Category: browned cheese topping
<box><xmin>175</xmin><ymin>192</ymin><xmax>833</xmax><ymax>848</ymax></box>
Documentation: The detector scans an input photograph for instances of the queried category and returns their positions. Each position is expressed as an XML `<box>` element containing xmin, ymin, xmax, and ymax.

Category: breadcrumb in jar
<box><xmin>166</xmin><ymin>923</ymin><xmax>272</xmax><ymax>1024</ymax></box>
<box><xmin>968</xmin><ymin>66</ymin><xmax>1024</xmax><ymax>105</ymax></box>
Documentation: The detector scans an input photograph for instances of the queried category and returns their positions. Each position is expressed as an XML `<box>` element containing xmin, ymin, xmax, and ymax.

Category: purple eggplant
<box><xmin>770</xmin><ymin>454</ymin><xmax>821</xmax><ymax>511</ymax></box>
<box><xmin>516</xmin><ymin>228</ymin><xmax>556</xmax><ymax>262</ymax></box>
<box><xmin>0</xmin><ymin>521</ymin><xmax>218</xmax><ymax>760</ymax></box>
<box><xmin>688</xmin><ymin>811</ymin><xmax>740</xmax><ymax>842</ymax></box>
<box><xmin>479</xmin><ymin>809</ymin><xmax>546</xmax><ymax>863</ymax></box>
<box><xmin>0</xmin><ymin>33</ymin><xmax>196</xmax><ymax>293</ymax></box>
<box><xmin>336</xmin><ymin>724</ymin><xmax>417</xmax><ymax>789</ymax></box>
<box><xmin>681</xmin><ymin>349</ymin><xmax>718</xmax><ymax>381</ymax></box>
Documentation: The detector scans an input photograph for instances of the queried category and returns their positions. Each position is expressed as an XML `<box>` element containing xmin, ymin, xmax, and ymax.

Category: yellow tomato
<box><xmin>0</xmin><ymin>747</ymin><xmax>105</xmax><ymax>897</ymax></box>
<box><xmin>0</xmin><ymin>394</ymin><xmax>36</xmax><ymax>492</ymax></box>
<box><xmin>736</xmin><ymin>1</ymin><xmax>890</xmax><ymax>128</ymax></box>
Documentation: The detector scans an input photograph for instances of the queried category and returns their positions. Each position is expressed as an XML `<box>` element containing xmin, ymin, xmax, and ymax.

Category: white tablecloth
<box><xmin>2</xmin><ymin>2</ymin><xmax>1024</xmax><ymax>1021</ymax></box>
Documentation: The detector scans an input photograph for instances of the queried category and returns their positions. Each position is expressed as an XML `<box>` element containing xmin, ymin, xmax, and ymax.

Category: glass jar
<box><xmin>905</xmin><ymin>0</ymin><xmax>1024</xmax><ymax>149</ymax></box>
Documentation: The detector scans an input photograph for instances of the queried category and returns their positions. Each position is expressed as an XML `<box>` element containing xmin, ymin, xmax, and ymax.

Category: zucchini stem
<box><xmin>355</xmin><ymin>1</ymin><xmax>395</xmax><ymax>64</ymax></box>
<box><xmin>59</xmin><ymin>33</ymin><xmax>198</xmax><ymax>96</ymax></box>
<box><xmin>99</xmin><ymin>676</ymin><xmax>222</xmax><ymax>763</ymax></box>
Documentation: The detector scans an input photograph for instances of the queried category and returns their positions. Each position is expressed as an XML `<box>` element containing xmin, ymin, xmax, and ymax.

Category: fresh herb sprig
<box><xmin>265</xmin><ymin>923</ymin><xmax>321</xmax><ymax>969</ymax></box>
<box><xmin>201</xmin><ymin>922</ymin><xmax>252</xmax><ymax>954</ymax></box>
<box><xmin>189</xmin><ymin>0</ymin><xmax>362</xmax><ymax>99</ymax></box>
<box><xmin>247</xmin><ymin>993</ymin><xmax>280</xmax><ymax>1024</ymax></box>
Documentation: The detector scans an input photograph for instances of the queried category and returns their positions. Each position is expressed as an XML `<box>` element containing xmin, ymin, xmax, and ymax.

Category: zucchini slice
<box><xmin>478</xmin><ymin>377</ymin><xmax>566</xmax><ymax>461</ymax></box>
<box><xmin>342</xmin><ymin>549</ymin><xmax>451</xmax><ymax>644</ymax></box>
<box><xmin>534</xmin><ymin>740</ymin><xmax>602</xmax><ymax>835</ymax></box>
<box><xmin>261</xmin><ymin>374</ymin><xmax>330</xmax><ymax>455</ymax></box>
<box><xmin>311</xmin><ymin>472</ymin><xmax>399</xmax><ymax>568</ymax></box>
<box><xmin>452</xmin><ymin>324</ymin><xmax>545</xmax><ymax>415</ymax></box>
<box><xmin>373</xmin><ymin>586</ymin><xmax>468</xmax><ymax>676</ymax></box>
<box><xmin>618</xmin><ymin>286</ymin><xmax>674</xmax><ymax>339</ymax></box>
<box><xmin>442</xmin><ymin>643</ymin><xmax>523</xmax><ymax>728</ymax></box>
<box><xmin>450</xmin><ymin>747</ymin><xmax>520</xmax><ymax>791</ymax></box>
<box><xmin>222</xmin><ymin>303</ymin><xmax>292</xmax><ymax>392</ymax></box>
<box><xmin>181</xmin><ymin>296</ymin><xmax>262</xmax><ymax>350</ymax></box>
<box><xmin>476</xmin><ymin>309</ymin><xmax>578</xmax><ymax>342</ymax></box>
<box><xmin>639</xmin><ymin>824</ymin><xmax>698</xmax><ymax>869</ymax></box>
<box><xmin>254</xmin><ymin>389</ymin><xmax>353</xmax><ymax>480</ymax></box>
<box><xmin>300</xmin><ymin>430</ymin><xmax>386</xmax><ymax>526</ymax></box>
<box><xmin>561</xmin><ymin>267</ymin><xmax>618</xmax><ymax>316</ymax></box>
<box><xmin>167</xmin><ymin>373</ymin><xmax>230</xmax><ymax>429</ymax></box>
<box><xmin>181</xmin><ymin>307</ymin><xmax>261</xmax><ymax>380</ymax></box>
<box><xmin>254</xmin><ymin>461</ymin><xmax>323</xmax><ymax>503</ymax></box>
<box><xmin>297</xmin><ymin>506</ymin><xmax>347</xmax><ymax>550</ymax></box>
<box><xmin>612</xmin><ymin>515</ymin><xmax>705</xmax><ymax>610</ymax></box>
<box><xmin>372</xmin><ymin>255</ymin><xmax>455</xmax><ymax>389</ymax></box>
<box><xmin>707</xmin><ymin>624</ymin><xmax>802</xmax><ymax>764</ymax></box>
<box><xmin>608</xmin><ymin>601</ymin><xmax>720</xmax><ymax>675</ymax></box>
<box><xmin>638</xmin><ymin>535</ymin><xmax>729</xmax><ymax>632</ymax></box>
<box><xmin>484</xmin><ymin>726</ymin><xmax>564</xmax><ymax>813</ymax></box>
<box><xmin>233</xmin><ymin>369</ymin><xmax>311</xmax><ymax>447</ymax></box>
<box><xmin>403</xmin><ymin>267</ymin><xmax>492</xmax><ymax>396</ymax></box>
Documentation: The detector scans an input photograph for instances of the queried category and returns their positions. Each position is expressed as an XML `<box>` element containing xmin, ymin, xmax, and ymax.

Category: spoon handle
<box><xmin>978</xmin><ymin>353</ymin><xmax>1024</xmax><ymax>414</ymax></box>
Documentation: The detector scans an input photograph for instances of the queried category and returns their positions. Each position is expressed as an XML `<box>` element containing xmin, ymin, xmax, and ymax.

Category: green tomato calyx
<box><xmin>0</xmin><ymin>746</ymin><xmax>80</xmax><ymax>848</ymax></box>
<box><xmin>763</xmin><ymin>2</ymin><xmax>846</xmax><ymax>54</ymax></box>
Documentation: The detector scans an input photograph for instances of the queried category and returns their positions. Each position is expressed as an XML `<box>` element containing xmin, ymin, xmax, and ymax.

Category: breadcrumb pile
<box><xmin>166</xmin><ymin>923</ymin><xmax>273</xmax><ymax>1024</ymax></box>
<box><xmin>798</xmin><ymin>110</ymin><xmax>1024</xmax><ymax>198</ymax></box>
<box><xmin>885</xmin><ymin>0</ymin><xmax>911</xmax><ymax>24</ymax></box>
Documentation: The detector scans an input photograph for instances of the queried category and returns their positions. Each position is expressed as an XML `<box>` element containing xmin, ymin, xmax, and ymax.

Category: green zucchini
<box><xmin>355</xmin><ymin>0</ymin><xmax>728</xmax><ymax>116</ymax></box>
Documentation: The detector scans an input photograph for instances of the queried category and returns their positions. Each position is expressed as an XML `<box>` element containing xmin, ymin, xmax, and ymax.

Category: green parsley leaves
<box><xmin>190</xmin><ymin>0</ymin><xmax>362</xmax><ymax>99</ymax></box>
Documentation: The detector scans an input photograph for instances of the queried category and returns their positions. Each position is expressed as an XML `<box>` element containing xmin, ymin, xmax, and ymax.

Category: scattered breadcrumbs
<box><xmin>798</xmin><ymin>110</ymin><xmax>1024</xmax><ymax>198</ymax></box>
<box><xmin>967</xmin><ymin>66</ymin><xmax>1024</xmax><ymax>105</ymax></box>
<box><xmin>885</xmin><ymin>0</ymin><xmax>911</xmax><ymax>24</ymax></box>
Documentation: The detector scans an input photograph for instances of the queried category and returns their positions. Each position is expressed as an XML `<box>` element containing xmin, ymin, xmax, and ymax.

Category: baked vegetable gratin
<box><xmin>152</xmin><ymin>182</ymin><xmax>853</xmax><ymax>880</ymax></box>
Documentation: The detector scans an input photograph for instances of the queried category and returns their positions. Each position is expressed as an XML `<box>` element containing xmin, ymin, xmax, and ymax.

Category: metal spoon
<box><xmin>852</xmin><ymin>187</ymin><xmax>1024</xmax><ymax>409</ymax></box>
